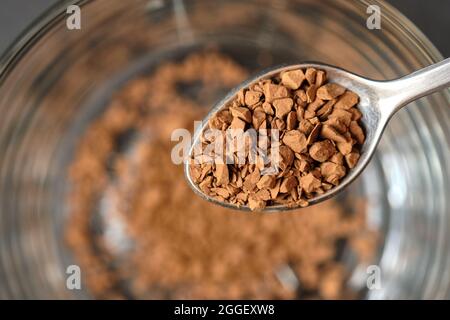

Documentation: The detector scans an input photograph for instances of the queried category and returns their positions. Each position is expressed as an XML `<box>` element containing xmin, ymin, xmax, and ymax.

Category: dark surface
<box><xmin>0</xmin><ymin>0</ymin><xmax>57</xmax><ymax>56</ymax></box>
<box><xmin>0</xmin><ymin>0</ymin><xmax>449</xmax><ymax>58</ymax></box>
<box><xmin>389</xmin><ymin>0</ymin><xmax>450</xmax><ymax>57</ymax></box>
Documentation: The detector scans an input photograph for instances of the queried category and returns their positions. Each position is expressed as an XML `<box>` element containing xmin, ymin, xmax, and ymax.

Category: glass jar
<box><xmin>0</xmin><ymin>0</ymin><xmax>449</xmax><ymax>299</ymax></box>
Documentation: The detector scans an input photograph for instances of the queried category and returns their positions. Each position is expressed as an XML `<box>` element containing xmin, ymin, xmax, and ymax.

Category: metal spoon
<box><xmin>185</xmin><ymin>58</ymin><xmax>450</xmax><ymax>212</ymax></box>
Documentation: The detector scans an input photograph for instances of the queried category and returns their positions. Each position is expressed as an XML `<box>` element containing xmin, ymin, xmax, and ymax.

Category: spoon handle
<box><xmin>382</xmin><ymin>58</ymin><xmax>450</xmax><ymax>114</ymax></box>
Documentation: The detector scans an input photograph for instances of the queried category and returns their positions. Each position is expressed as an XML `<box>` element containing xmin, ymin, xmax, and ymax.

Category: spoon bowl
<box><xmin>185</xmin><ymin>59</ymin><xmax>450</xmax><ymax>212</ymax></box>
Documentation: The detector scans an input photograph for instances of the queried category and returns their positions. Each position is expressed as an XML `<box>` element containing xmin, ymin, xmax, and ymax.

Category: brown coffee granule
<box><xmin>66</xmin><ymin>51</ymin><xmax>377</xmax><ymax>299</ymax></box>
<box><xmin>189</xmin><ymin>68</ymin><xmax>365</xmax><ymax>211</ymax></box>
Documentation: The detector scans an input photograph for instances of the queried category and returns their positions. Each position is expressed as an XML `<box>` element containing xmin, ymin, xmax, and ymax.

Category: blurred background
<box><xmin>1</xmin><ymin>0</ymin><xmax>449</xmax><ymax>57</ymax></box>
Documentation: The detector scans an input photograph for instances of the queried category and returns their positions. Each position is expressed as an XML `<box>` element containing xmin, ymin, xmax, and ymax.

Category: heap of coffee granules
<box><xmin>66</xmin><ymin>51</ymin><xmax>377</xmax><ymax>299</ymax></box>
<box><xmin>190</xmin><ymin>68</ymin><xmax>365</xmax><ymax>211</ymax></box>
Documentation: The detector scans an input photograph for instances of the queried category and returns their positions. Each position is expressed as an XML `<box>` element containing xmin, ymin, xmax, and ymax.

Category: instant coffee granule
<box><xmin>67</xmin><ymin>51</ymin><xmax>378</xmax><ymax>299</ymax></box>
<box><xmin>189</xmin><ymin>68</ymin><xmax>365</xmax><ymax>210</ymax></box>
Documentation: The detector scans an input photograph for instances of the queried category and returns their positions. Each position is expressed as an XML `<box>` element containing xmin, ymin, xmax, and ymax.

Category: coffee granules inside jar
<box><xmin>189</xmin><ymin>68</ymin><xmax>365</xmax><ymax>211</ymax></box>
<box><xmin>66</xmin><ymin>51</ymin><xmax>377</xmax><ymax>299</ymax></box>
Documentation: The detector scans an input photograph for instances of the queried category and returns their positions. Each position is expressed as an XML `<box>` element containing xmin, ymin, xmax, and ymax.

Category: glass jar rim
<box><xmin>0</xmin><ymin>0</ymin><xmax>445</xmax><ymax>84</ymax></box>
